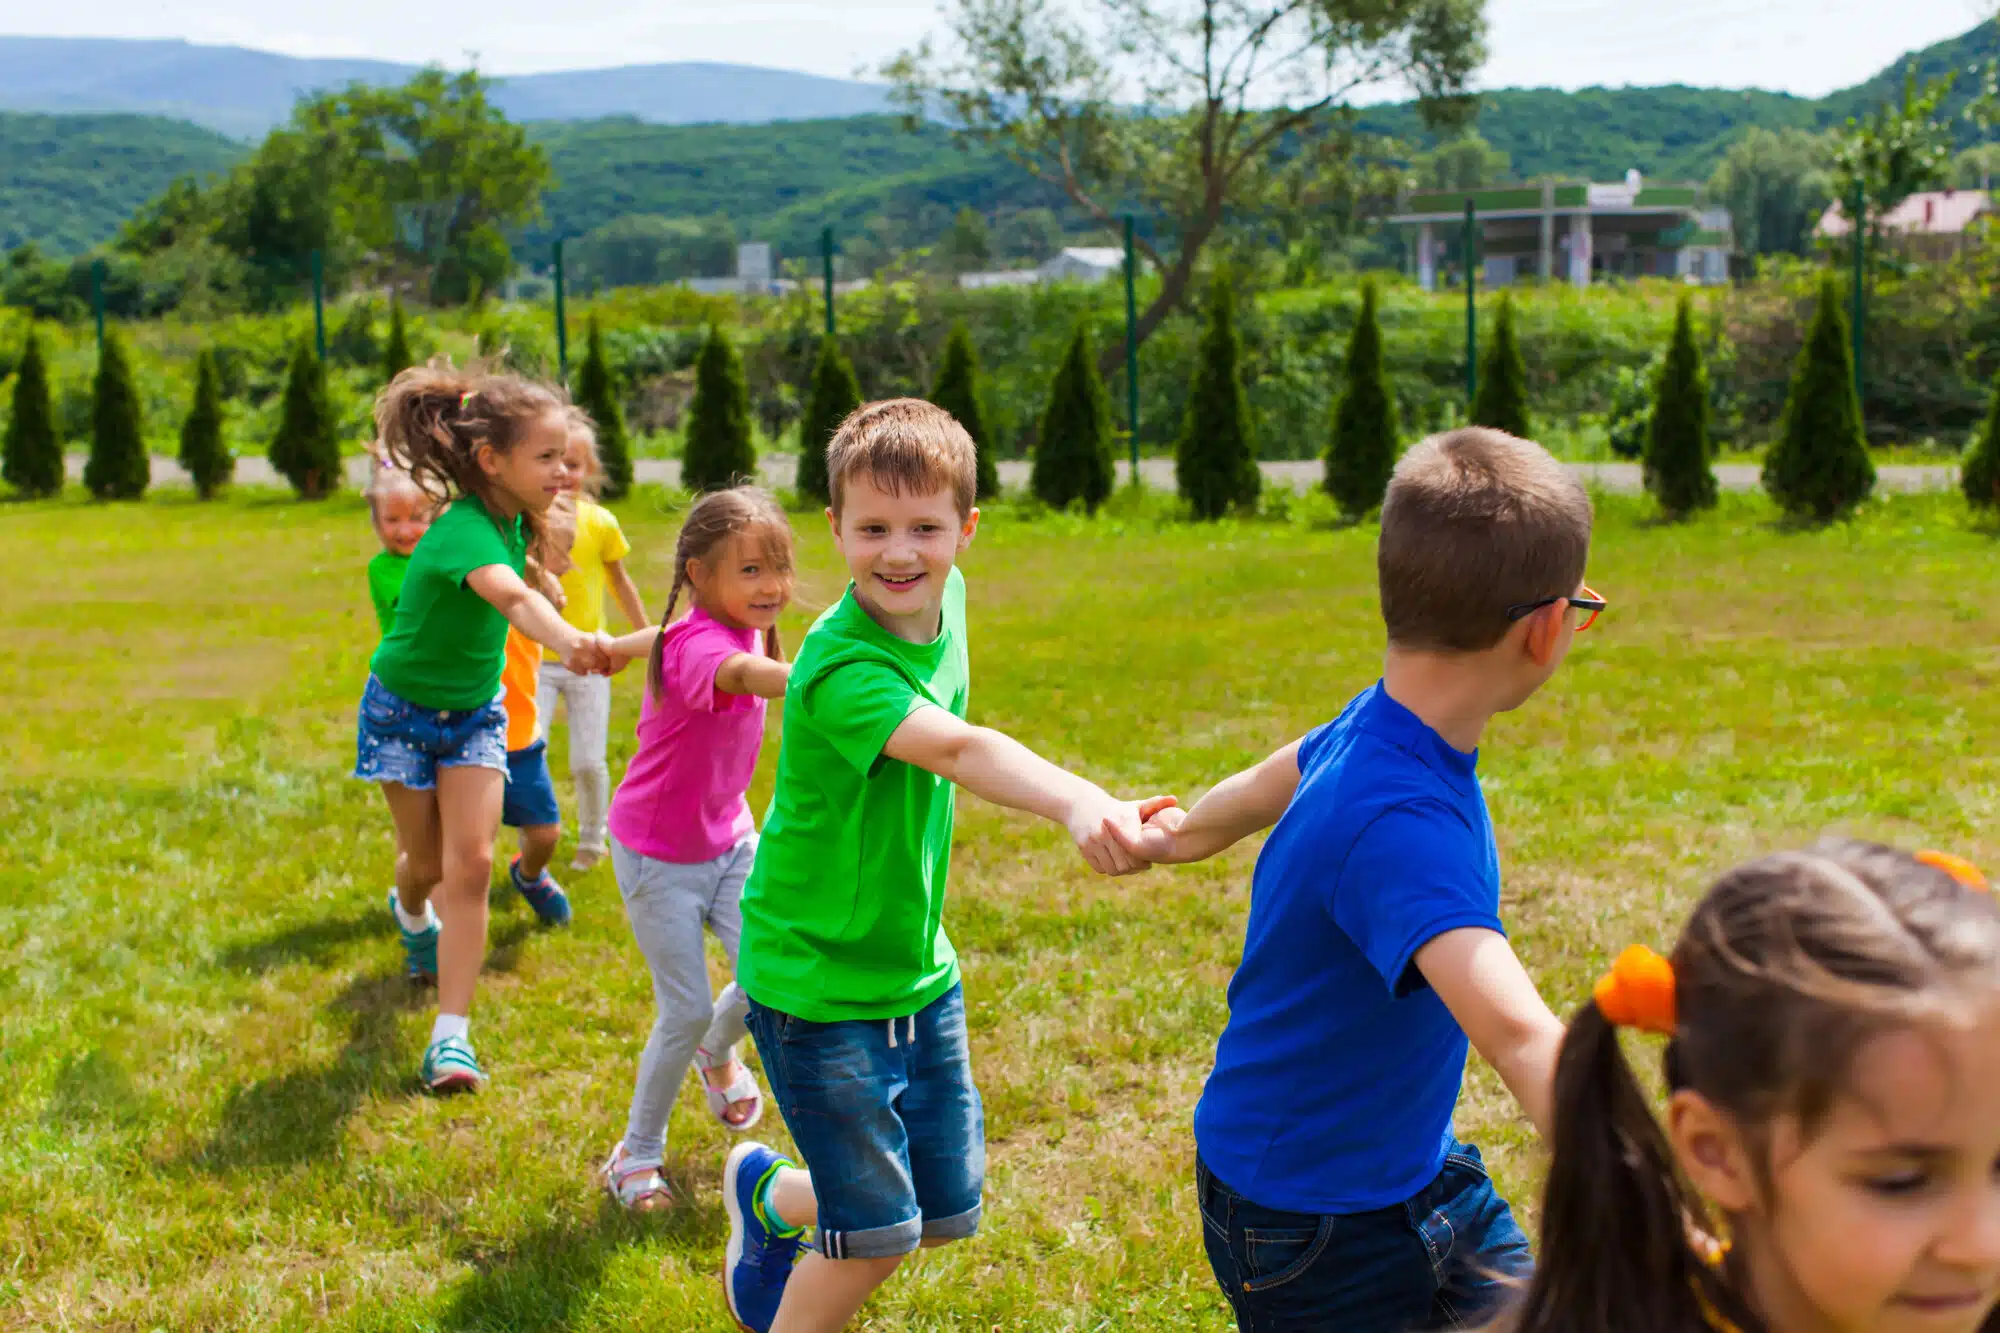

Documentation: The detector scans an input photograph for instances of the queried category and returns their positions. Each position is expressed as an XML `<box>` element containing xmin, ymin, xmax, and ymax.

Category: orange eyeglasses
<box><xmin>1506</xmin><ymin>584</ymin><xmax>1606</xmax><ymax>632</ymax></box>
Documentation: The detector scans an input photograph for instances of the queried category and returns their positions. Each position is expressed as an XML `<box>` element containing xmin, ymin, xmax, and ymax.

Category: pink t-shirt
<box><xmin>607</xmin><ymin>608</ymin><xmax>768</xmax><ymax>864</ymax></box>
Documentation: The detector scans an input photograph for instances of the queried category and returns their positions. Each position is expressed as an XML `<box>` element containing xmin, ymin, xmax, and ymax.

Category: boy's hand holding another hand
<box><xmin>1070</xmin><ymin>793</ymin><xmax>1178</xmax><ymax>876</ymax></box>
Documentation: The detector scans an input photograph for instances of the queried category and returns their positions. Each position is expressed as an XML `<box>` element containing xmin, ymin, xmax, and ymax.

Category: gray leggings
<box><xmin>611</xmin><ymin>833</ymin><xmax>755</xmax><ymax>1164</ymax></box>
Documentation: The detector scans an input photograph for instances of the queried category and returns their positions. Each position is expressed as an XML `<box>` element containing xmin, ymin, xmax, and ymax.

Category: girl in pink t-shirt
<box><xmin>597</xmin><ymin>486</ymin><xmax>796</xmax><ymax>1211</ymax></box>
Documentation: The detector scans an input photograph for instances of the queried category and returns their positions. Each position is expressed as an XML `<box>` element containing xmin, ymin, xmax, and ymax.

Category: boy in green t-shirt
<box><xmin>722</xmin><ymin>399</ymin><xmax>1173</xmax><ymax>1333</ymax></box>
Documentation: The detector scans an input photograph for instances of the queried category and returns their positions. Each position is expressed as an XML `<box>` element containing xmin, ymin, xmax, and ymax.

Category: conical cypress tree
<box><xmin>1031</xmin><ymin>324</ymin><xmax>1116</xmax><ymax>514</ymax></box>
<box><xmin>1471</xmin><ymin>293</ymin><xmax>1532</xmax><ymax>440</ymax></box>
<box><xmin>2</xmin><ymin>328</ymin><xmax>61</xmax><ymax>498</ymax></box>
<box><xmin>383</xmin><ymin>297</ymin><xmax>412</xmax><ymax>385</ymax></box>
<box><xmin>84</xmin><ymin>330</ymin><xmax>148</xmax><ymax>500</ymax></box>
<box><xmin>1175</xmin><ymin>278</ymin><xmax>1260</xmax><ymax>520</ymax></box>
<box><xmin>1642</xmin><ymin>296</ymin><xmax>1718</xmax><ymax>518</ymax></box>
<box><xmin>1324</xmin><ymin>280</ymin><xmax>1401</xmax><ymax>517</ymax></box>
<box><xmin>269</xmin><ymin>340</ymin><xmax>340</xmax><ymax>499</ymax></box>
<box><xmin>178</xmin><ymin>348</ymin><xmax>231</xmax><ymax>500</ymax></box>
<box><xmin>796</xmin><ymin>335</ymin><xmax>862</xmax><ymax>505</ymax></box>
<box><xmin>930</xmin><ymin>321</ymin><xmax>1000</xmax><ymax>500</ymax></box>
<box><xmin>1763</xmin><ymin>277</ymin><xmax>1875</xmax><ymax>520</ymax></box>
<box><xmin>683</xmin><ymin>324</ymin><xmax>757</xmax><ymax>493</ymax></box>
<box><xmin>573</xmin><ymin>317</ymin><xmax>633</xmax><ymax>500</ymax></box>
<box><xmin>1959</xmin><ymin>371</ymin><xmax>2000</xmax><ymax>510</ymax></box>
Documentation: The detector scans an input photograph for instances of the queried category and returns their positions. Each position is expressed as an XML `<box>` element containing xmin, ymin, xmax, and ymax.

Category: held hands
<box><xmin>563</xmin><ymin>630</ymin><xmax>617</xmax><ymax>677</ymax></box>
<box><xmin>1108</xmin><ymin>803</ymin><xmax>1187</xmax><ymax>865</ymax></box>
<box><xmin>1067</xmin><ymin>792</ymin><xmax>1179</xmax><ymax>876</ymax></box>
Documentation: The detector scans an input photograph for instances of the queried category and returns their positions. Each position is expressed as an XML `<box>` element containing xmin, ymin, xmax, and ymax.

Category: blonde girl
<box><xmin>595</xmin><ymin>486</ymin><xmax>795</xmax><ymax>1211</ymax></box>
<box><xmin>1491</xmin><ymin>840</ymin><xmax>2000</xmax><ymax>1333</ymax></box>
<box><xmin>359</xmin><ymin>367</ymin><xmax>612</xmax><ymax>1093</ymax></box>
<box><xmin>539</xmin><ymin>407</ymin><xmax>647</xmax><ymax>871</ymax></box>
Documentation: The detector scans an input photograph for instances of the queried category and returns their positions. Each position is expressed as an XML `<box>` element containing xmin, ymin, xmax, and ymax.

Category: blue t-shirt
<box><xmin>1194</xmin><ymin>681</ymin><xmax>1505</xmax><ymax>1214</ymax></box>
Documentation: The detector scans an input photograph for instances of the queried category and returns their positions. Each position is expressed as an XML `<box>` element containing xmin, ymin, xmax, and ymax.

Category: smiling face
<box><xmin>372</xmin><ymin>487</ymin><xmax>431</xmax><ymax>557</ymax></box>
<box><xmin>479</xmin><ymin>409</ymin><xmax>571</xmax><ymax>517</ymax></box>
<box><xmin>689</xmin><ymin>530</ymin><xmax>794</xmax><ymax>633</ymax></box>
<box><xmin>827</xmin><ymin>474</ymin><xmax>978</xmax><ymax>641</ymax></box>
<box><xmin>1691</xmin><ymin>1012</ymin><xmax>2000</xmax><ymax>1333</ymax></box>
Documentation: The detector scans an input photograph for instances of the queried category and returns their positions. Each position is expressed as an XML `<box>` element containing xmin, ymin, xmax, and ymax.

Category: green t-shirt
<box><xmin>739</xmin><ymin>566</ymin><xmax>971</xmax><ymax>1022</ymax></box>
<box><xmin>369</xmin><ymin>497</ymin><xmax>525</xmax><ymax>711</ymax></box>
<box><xmin>367</xmin><ymin>550</ymin><xmax>411</xmax><ymax>637</ymax></box>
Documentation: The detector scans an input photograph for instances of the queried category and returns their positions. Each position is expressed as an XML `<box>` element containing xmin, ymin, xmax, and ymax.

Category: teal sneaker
<box><xmin>421</xmin><ymin>1034</ymin><xmax>486</xmax><ymax>1094</ymax></box>
<box><xmin>509</xmin><ymin>857</ymin><xmax>573</xmax><ymax>927</ymax></box>
<box><xmin>389</xmin><ymin>890</ymin><xmax>438</xmax><ymax>984</ymax></box>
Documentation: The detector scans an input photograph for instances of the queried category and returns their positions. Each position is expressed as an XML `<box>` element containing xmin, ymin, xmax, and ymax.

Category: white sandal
<box><xmin>598</xmin><ymin>1142</ymin><xmax>673</xmax><ymax>1212</ymax></box>
<box><xmin>695</xmin><ymin>1048</ymin><xmax>764</xmax><ymax>1132</ymax></box>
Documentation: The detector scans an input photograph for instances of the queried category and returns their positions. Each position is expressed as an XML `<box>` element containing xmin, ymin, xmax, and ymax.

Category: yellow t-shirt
<box><xmin>502</xmin><ymin>628</ymin><xmax>541</xmax><ymax>752</ymax></box>
<box><xmin>546</xmin><ymin>498</ymin><xmax>632</xmax><ymax>658</ymax></box>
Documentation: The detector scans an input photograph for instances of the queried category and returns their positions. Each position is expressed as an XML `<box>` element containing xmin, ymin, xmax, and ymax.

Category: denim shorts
<box><xmin>1197</xmin><ymin>1142</ymin><xmax>1533</xmax><ymax>1333</ymax></box>
<box><xmin>501</xmin><ymin>739</ymin><xmax>560</xmax><ymax>828</ymax></box>
<box><xmin>745</xmin><ymin>982</ymin><xmax>985</xmax><ymax>1259</ymax></box>
<box><xmin>353</xmin><ymin>674</ymin><xmax>508</xmax><ymax>790</ymax></box>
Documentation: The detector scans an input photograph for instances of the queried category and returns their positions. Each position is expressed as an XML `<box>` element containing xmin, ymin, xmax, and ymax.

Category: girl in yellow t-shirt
<box><xmin>541</xmin><ymin>408</ymin><xmax>647</xmax><ymax>870</ymax></box>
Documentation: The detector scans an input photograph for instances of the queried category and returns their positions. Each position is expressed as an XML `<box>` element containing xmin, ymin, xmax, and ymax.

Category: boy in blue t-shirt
<box><xmin>1116</xmin><ymin>427</ymin><xmax>1604</xmax><ymax>1332</ymax></box>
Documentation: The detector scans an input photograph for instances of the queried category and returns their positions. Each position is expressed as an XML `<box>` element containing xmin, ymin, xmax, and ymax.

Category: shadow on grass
<box><xmin>217</xmin><ymin>906</ymin><xmax>382</xmax><ymax>973</ymax></box>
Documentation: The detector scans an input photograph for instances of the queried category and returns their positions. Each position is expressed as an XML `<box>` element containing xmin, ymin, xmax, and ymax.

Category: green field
<box><xmin>5</xmin><ymin>485</ymin><xmax>2000</xmax><ymax>1331</ymax></box>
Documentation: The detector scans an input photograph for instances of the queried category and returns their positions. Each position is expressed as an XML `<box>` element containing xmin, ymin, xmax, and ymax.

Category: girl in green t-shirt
<box><xmin>358</xmin><ymin>365</ymin><xmax>616</xmax><ymax>1095</ymax></box>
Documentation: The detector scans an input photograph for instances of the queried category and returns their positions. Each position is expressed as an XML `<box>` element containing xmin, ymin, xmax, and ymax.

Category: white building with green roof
<box><xmin>1389</xmin><ymin>172</ymin><xmax>1733</xmax><ymax>290</ymax></box>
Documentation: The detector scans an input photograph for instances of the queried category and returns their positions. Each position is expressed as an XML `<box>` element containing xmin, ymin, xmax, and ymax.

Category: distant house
<box><xmin>1817</xmin><ymin>190</ymin><xmax>1993</xmax><ymax>261</ymax></box>
<box><xmin>1037</xmin><ymin>247</ymin><xmax>1128</xmax><ymax>283</ymax></box>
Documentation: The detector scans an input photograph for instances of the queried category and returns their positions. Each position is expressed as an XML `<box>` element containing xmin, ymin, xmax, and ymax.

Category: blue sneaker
<box><xmin>723</xmin><ymin>1142</ymin><xmax>805</xmax><ymax>1332</ymax></box>
<box><xmin>389</xmin><ymin>890</ymin><xmax>438</xmax><ymax>984</ymax></box>
<box><xmin>509</xmin><ymin>857</ymin><xmax>572</xmax><ymax>927</ymax></box>
<box><xmin>421</xmin><ymin>1034</ymin><xmax>486</xmax><ymax>1094</ymax></box>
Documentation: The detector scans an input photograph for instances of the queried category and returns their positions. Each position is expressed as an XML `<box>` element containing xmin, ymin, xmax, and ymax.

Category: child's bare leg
<box><xmin>433</xmin><ymin>766</ymin><xmax>503</xmax><ymax>1016</ymax></box>
<box><xmin>381</xmin><ymin>783</ymin><xmax>442</xmax><ymax>915</ymax></box>
<box><xmin>517</xmin><ymin>822</ymin><xmax>559</xmax><ymax>882</ymax></box>
<box><xmin>771</xmin><ymin>1254</ymin><xmax>904</xmax><ymax>1333</ymax></box>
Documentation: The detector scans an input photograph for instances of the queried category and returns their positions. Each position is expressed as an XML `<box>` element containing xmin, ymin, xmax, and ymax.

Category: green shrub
<box><xmin>178</xmin><ymin>348</ymin><xmax>231</xmax><ymax>499</ymax></box>
<box><xmin>1175</xmin><ymin>278</ymin><xmax>1260</xmax><ymax>520</ymax></box>
<box><xmin>1642</xmin><ymin>296</ymin><xmax>1717</xmax><ymax>518</ymax></box>
<box><xmin>85</xmin><ymin>331</ymin><xmax>148</xmax><ymax>500</ymax></box>
<box><xmin>683</xmin><ymin>324</ymin><xmax>757</xmax><ymax>493</ymax></box>
<box><xmin>268</xmin><ymin>341</ymin><xmax>340</xmax><ymax>499</ymax></box>
<box><xmin>796</xmin><ymin>336</ymin><xmax>862</xmax><ymax>505</ymax></box>
<box><xmin>329</xmin><ymin>300</ymin><xmax>379</xmax><ymax>369</ymax></box>
<box><xmin>2</xmin><ymin>328</ymin><xmax>61</xmax><ymax>497</ymax></box>
<box><xmin>1763</xmin><ymin>277</ymin><xmax>1875</xmax><ymax>520</ymax></box>
<box><xmin>1031</xmin><ymin>324</ymin><xmax>1116</xmax><ymax>514</ymax></box>
<box><xmin>573</xmin><ymin>316</ymin><xmax>633</xmax><ymax>499</ymax></box>
<box><xmin>1605</xmin><ymin>356</ymin><xmax>1658</xmax><ymax>460</ymax></box>
<box><xmin>929</xmin><ymin>321</ymin><xmax>1000</xmax><ymax>500</ymax></box>
<box><xmin>1471</xmin><ymin>293</ymin><xmax>1532</xmax><ymax>440</ymax></box>
<box><xmin>1323</xmin><ymin>280</ymin><xmax>1400</xmax><ymax>517</ymax></box>
<box><xmin>1961</xmin><ymin>371</ymin><xmax>2000</xmax><ymax>510</ymax></box>
<box><xmin>383</xmin><ymin>299</ymin><xmax>412</xmax><ymax>385</ymax></box>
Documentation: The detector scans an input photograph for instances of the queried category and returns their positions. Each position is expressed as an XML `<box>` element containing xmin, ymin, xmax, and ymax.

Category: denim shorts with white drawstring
<box><xmin>744</xmin><ymin>982</ymin><xmax>984</xmax><ymax>1259</ymax></box>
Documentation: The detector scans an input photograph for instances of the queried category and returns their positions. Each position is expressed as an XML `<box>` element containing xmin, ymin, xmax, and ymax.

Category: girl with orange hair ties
<box><xmin>1486</xmin><ymin>841</ymin><xmax>2000</xmax><ymax>1333</ymax></box>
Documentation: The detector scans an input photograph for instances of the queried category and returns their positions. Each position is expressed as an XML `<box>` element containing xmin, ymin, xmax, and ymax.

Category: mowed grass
<box><xmin>4</xmin><ymin>484</ymin><xmax>2000</xmax><ymax>1332</ymax></box>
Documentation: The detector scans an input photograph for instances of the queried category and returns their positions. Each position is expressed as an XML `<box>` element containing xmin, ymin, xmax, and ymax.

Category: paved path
<box><xmin>107</xmin><ymin>454</ymin><xmax>1962</xmax><ymax>496</ymax></box>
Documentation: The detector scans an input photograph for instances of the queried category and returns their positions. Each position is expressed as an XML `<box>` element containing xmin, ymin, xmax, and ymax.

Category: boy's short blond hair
<box><xmin>825</xmin><ymin>399</ymin><xmax>978</xmax><ymax>518</ymax></box>
<box><xmin>1378</xmin><ymin>427</ymin><xmax>1593</xmax><ymax>652</ymax></box>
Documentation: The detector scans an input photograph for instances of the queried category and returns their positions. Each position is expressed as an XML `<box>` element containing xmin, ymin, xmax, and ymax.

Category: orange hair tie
<box><xmin>1916</xmin><ymin>850</ymin><xmax>1988</xmax><ymax>892</ymax></box>
<box><xmin>1593</xmin><ymin>945</ymin><xmax>1678</xmax><ymax>1036</ymax></box>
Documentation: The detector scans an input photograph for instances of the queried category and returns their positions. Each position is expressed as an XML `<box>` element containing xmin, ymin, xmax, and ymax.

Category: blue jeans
<box><xmin>745</xmin><ymin>982</ymin><xmax>985</xmax><ymax>1259</ymax></box>
<box><xmin>1197</xmin><ymin>1143</ymin><xmax>1533</xmax><ymax>1333</ymax></box>
<box><xmin>353</xmin><ymin>675</ymin><xmax>507</xmax><ymax>789</ymax></box>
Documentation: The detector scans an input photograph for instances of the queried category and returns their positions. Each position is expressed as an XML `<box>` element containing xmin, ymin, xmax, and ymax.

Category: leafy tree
<box><xmin>1954</xmin><ymin>143</ymin><xmax>2000</xmax><ymax>189</ymax></box>
<box><xmin>1707</xmin><ymin>127</ymin><xmax>1836</xmax><ymax>257</ymax></box>
<box><xmin>683</xmin><ymin>325</ymin><xmax>757</xmax><ymax>493</ymax></box>
<box><xmin>928</xmin><ymin>321</ymin><xmax>1001</xmax><ymax>499</ymax></box>
<box><xmin>1031</xmin><ymin>324</ymin><xmax>1115</xmax><ymax>514</ymax></box>
<box><xmin>1763</xmin><ymin>277</ymin><xmax>1875</xmax><ymax>520</ymax></box>
<box><xmin>946</xmin><ymin>206</ymin><xmax>991</xmax><ymax>272</ymax></box>
<box><xmin>573</xmin><ymin>317</ymin><xmax>633</xmax><ymax>500</ymax></box>
<box><xmin>1605</xmin><ymin>356</ymin><xmax>1659</xmax><ymax>460</ymax></box>
<box><xmin>1324</xmin><ymin>281</ymin><xmax>1400</xmax><ymax>517</ymax></box>
<box><xmin>888</xmin><ymin>0</ymin><xmax>1484</xmax><ymax>377</ymax></box>
<box><xmin>178</xmin><ymin>347</ymin><xmax>232</xmax><ymax>500</ymax></box>
<box><xmin>1642</xmin><ymin>297</ymin><xmax>1717</xmax><ymax>518</ymax></box>
<box><xmin>329</xmin><ymin>299</ymin><xmax>379</xmax><ymax>368</ymax></box>
<box><xmin>84</xmin><ymin>331</ymin><xmax>148</xmax><ymax>500</ymax></box>
<box><xmin>1831</xmin><ymin>66</ymin><xmax>1958</xmax><ymax>243</ymax></box>
<box><xmin>1961</xmin><ymin>368</ymin><xmax>2000</xmax><ymax>510</ymax></box>
<box><xmin>1175</xmin><ymin>279</ymin><xmax>1259</xmax><ymax>520</ymax></box>
<box><xmin>1411</xmin><ymin>133</ymin><xmax>1511</xmax><ymax>191</ymax></box>
<box><xmin>994</xmin><ymin>207</ymin><xmax>1064</xmax><ymax>264</ymax></box>
<box><xmin>571</xmin><ymin>213</ymin><xmax>736</xmax><ymax>290</ymax></box>
<box><xmin>1471</xmin><ymin>294</ymin><xmax>1532</xmax><ymax>440</ymax></box>
<box><xmin>269</xmin><ymin>340</ymin><xmax>340</xmax><ymax>499</ymax></box>
<box><xmin>2</xmin><ymin>328</ymin><xmax>60</xmax><ymax>497</ymax></box>
<box><xmin>796</xmin><ymin>336</ymin><xmax>863</xmax><ymax>505</ymax></box>
<box><xmin>383</xmin><ymin>297</ymin><xmax>412</xmax><ymax>383</ymax></box>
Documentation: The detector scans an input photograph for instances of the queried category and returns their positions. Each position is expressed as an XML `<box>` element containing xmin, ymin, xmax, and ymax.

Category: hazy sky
<box><xmin>7</xmin><ymin>0</ymin><xmax>1994</xmax><ymax>97</ymax></box>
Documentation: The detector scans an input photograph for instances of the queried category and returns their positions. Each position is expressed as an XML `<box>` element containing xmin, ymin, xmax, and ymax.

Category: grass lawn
<box><xmin>4</xmin><ymin>484</ymin><xmax>1999</xmax><ymax>1331</ymax></box>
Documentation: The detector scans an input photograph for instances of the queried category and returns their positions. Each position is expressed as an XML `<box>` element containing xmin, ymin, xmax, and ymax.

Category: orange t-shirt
<box><xmin>501</xmin><ymin>628</ymin><xmax>541</xmax><ymax>752</ymax></box>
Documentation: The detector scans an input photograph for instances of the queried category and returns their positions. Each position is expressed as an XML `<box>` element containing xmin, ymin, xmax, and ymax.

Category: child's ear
<box><xmin>959</xmin><ymin>506</ymin><xmax>981</xmax><ymax>549</ymax></box>
<box><xmin>1667</xmin><ymin>1090</ymin><xmax>1760</xmax><ymax>1214</ymax></box>
<box><xmin>1522</xmin><ymin>602</ymin><xmax>1565</xmax><ymax>667</ymax></box>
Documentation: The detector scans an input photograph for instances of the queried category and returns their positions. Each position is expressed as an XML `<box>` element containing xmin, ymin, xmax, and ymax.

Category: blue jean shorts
<box><xmin>353</xmin><ymin>674</ymin><xmax>508</xmax><ymax>790</ymax></box>
<box><xmin>745</xmin><ymin>981</ymin><xmax>985</xmax><ymax>1259</ymax></box>
<box><xmin>502</xmin><ymin>739</ymin><xmax>560</xmax><ymax>828</ymax></box>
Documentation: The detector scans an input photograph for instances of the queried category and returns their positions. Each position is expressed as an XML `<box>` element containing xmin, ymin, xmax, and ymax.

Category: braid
<box><xmin>647</xmin><ymin>562</ymin><xmax>692</xmax><ymax>702</ymax></box>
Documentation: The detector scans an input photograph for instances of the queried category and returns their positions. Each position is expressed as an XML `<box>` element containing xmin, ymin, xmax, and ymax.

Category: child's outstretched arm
<box><xmin>1415</xmin><ymin>928</ymin><xmax>1565</xmax><ymax>1141</ymax></box>
<box><xmin>883</xmin><ymin>705</ymin><xmax>1174</xmax><ymax>877</ymax></box>
<box><xmin>604</xmin><ymin>626</ymin><xmax>658</xmax><ymax>675</ymax></box>
<box><xmin>715</xmin><ymin>652</ymin><xmax>789</xmax><ymax>700</ymax></box>
<box><xmin>467</xmin><ymin>564</ymin><xmax>610</xmax><ymax>674</ymax></box>
<box><xmin>1109</xmin><ymin>740</ymin><xmax>1302</xmax><ymax>866</ymax></box>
